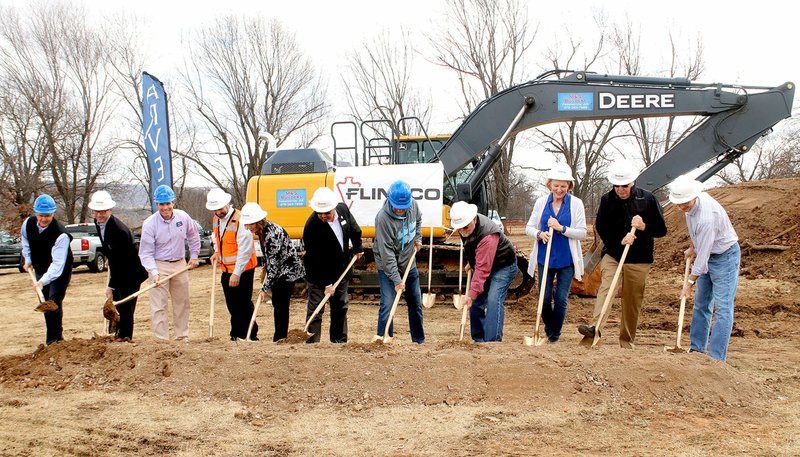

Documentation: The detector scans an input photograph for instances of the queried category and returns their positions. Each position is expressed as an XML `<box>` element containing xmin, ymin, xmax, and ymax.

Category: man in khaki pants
<box><xmin>578</xmin><ymin>161</ymin><xmax>667</xmax><ymax>348</ymax></box>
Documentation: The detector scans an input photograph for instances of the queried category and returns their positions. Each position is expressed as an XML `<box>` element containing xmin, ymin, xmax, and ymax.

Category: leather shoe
<box><xmin>578</xmin><ymin>324</ymin><xmax>599</xmax><ymax>338</ymax></box>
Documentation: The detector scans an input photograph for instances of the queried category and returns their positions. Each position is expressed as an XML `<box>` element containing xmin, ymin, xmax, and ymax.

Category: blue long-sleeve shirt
<box><xmin>21</xmin><ymin>222</ymin><xmax>70</xmax><ymax>286</ymax></box>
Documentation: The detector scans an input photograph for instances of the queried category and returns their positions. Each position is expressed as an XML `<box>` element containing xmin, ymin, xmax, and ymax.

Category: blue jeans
<box><xmin>537</xmin><ymin>263</ymin><xmax>574</xmax><ymax>342</ymax></box>
<box><xmin>377</xmin><ymin>267</ymin><xmax>425</xmax><ymax>343</ymax></box>
<box><xmin>470</xmin><ymin>262</ymin><xmax>517</xmax><ymax>342</ymax></box>
<box><xmin>690</xmin><ymin>243</ymin><xmax>740</xmax><ymax>361</ymax></box>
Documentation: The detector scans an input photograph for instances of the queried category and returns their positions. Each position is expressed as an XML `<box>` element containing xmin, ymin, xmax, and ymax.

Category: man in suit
<box><xmin>302</xmin><ymin>187</ymin><xmax>363</xmax><ymax>343</ymax></box>
<box><xmin>90</xmin><ymin>190</ymin><xmax>149</xmax><ymax>341</ymax></box>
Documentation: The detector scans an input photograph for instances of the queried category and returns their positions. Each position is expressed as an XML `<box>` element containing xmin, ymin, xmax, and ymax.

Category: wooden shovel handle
<box><xmin>383</xmin><ymin>254</ymin><xmax>417</xmax><ymax>342</ymax></box>
<box><xmin>27</xmin><ymin>268</ymin><xmax>46</xmax><ymax>303</ymax></box>
<box><xmin>303</xmin><ymin>255</ymin><xmax>359</xmax><ymax>333</ymax></box>
<box><xmin>675</xmin><ymin>257</ymin><xmax>692</xmax><ymax>346</ymax></box>
<box><xmin>593</xmin><ymin>226</ymin><xmax>637</xmax><ymax>347</ymax></box>
<box><xmin>459</xmin><ymin>271</ymin><xmax>472</xmax><ymax>341</ymax></box>
<box><xmin>533</xmin><ymin>227</ymin><xmax>555</xmax><ymax>341</ymax></box>
<box><xmin>427</xmin><ymin>227</ymin><xmax>434</xmax><ymax>291</ymax></box>
<box><xmin>209</xmin><ymin>260</ymin><xmax>217</xmax><ymax>337</ymax></box>
<box><xmin>113</xmin><ymin>263</ymin><xmax>192</xmax><ymax>307</ymax></box>
<box><xmin>246</xmin><ymin>294</ymin><xmax>263</xmax><ymax>341</ymax></box>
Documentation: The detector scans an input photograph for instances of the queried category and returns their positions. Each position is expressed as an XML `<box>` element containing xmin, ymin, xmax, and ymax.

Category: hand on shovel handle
<box><xmin>303</xmin><ymin>255</ymin><xmax>359</xmax><ymax>335</ymax></box>
<box><xmin>592</xmin><ymin>227</ymin><xmax>637</xmax><ymax>347</ymax></box>
<box><xmin>28</xmin><ymin>268</ymin><xmax>58</xmax><ymax>312</ymax></box>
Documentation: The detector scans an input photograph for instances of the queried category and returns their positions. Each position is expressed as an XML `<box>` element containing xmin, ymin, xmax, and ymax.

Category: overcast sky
<box><xmin>4</xmin><ymin>0</ymin><xmax>796</xmax><ymax>184</ymax></box>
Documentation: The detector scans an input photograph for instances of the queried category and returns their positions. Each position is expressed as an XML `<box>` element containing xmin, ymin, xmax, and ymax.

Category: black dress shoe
<box><xmin>578</xmin><ymin>324</ymin><xmax>600</xmax><ymax>338</ymax></box>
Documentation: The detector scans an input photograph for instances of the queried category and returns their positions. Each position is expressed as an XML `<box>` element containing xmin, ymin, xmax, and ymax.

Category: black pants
<box><xmin>221</xmin><ymin>268</ymin><xmax>257</xmax><ymax>340</ymax></box>
<box><xmin>270</xmin><ymin>278</ymin><xmax>295</xmax><ymax>342</ymax></box>
<box><xmin>111</xmin><ymin>283</ymin><xmax>141</xmax><ymax>340</ymax></box>
<box><xmin>305</xmin><ymin>281</ymin><xmax>349</xmax><ymax>343</ymax></box>
<box><xmin>41</xmin><ymin>271</ymin><xmax>71</xmax><ymax>345</ymax></box>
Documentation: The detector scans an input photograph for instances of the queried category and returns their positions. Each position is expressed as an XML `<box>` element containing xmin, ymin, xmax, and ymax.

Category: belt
<box><xmin>158</xmin><ymin>259</ymin><xmax>183</xmax><ymax>263</ymax></box>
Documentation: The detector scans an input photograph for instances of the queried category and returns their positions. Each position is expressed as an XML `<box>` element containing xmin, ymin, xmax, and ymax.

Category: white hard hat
<box><xmin>205</xmin><ymin>188</ymin><xmax>232</xmax><ymax>211</ymax></box>
<box><xmin>240</xmin><ymin>202</ymin><xmax>268</xmax><ymax>225</ymax></box>
<box><xmin>309</xmin><ymin>187</ymin><xmax>339</xmax><ymax>213</ymax></box>
<box><xmin>547</xmin><ymin>163</ymin><xmax>574</xmax><ymax>182</ymax></box>
<box><xmin>449</xmin><ymin>201</ymin><xmax>478</xmax><ymax>230</ymax></box>
<box><xmin>88</xmin><ymin>190</ymin><xmax>116</xmax><ymax>211</ymax></box>
<box><xmin>607</xmin><ymin>161</ymin><xmax>639</xmax><ymax>186</ymax></box>
<box><xmin>668</xmin><ymin>175</ymin><xmax>703</xmax><ymax>205</ymax></box>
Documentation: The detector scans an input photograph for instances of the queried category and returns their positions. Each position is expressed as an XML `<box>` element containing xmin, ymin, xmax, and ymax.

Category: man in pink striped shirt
<box><xmin>138</xmin><ymin>185</ymin><xmax>201</xmax><ymax>341</ymax></box>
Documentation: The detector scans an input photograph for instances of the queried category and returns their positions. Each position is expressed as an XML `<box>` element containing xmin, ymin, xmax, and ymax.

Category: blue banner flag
<box><xmin>142</xmin><ymin>72</ymin><xmax>172</xmax><ymax>211</ymax></box>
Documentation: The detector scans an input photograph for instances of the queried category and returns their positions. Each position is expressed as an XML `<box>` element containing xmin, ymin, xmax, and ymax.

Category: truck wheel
<box><xmin>89</xmin><ymin>252</ymin><xmax>107</xmax><ymax>273</ymax></box>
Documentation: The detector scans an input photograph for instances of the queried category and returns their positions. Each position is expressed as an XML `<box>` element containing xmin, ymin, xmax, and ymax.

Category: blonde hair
<box><xmin>546</xmin><ymin>179</ymin><xmax>574</xmax><ymax>192</ymax></box>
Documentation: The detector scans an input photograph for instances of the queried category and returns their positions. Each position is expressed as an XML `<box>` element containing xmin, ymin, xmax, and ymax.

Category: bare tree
<box><xmin>179</xmin><ymin>16</ymin><xmax>328</xmax><ymax>204</ymax></box>
<box><xmin>428</xmin><ymin>0</ymin><xmax>535</xmax><ymax>213</ymax></box>
<box><xmin>0</xmin><ymin>2</ymin><xmax>117</xmax><ymax>223</ymax></box>
<box><xmin>342</xmin><ymin>29</ymin><xmax>431</xmax><ymax>138</ymax></box>
<box><xmin>610</xmin><ymin>19</ymin><xmax>706</xmax><ymax>168</ymax></box>
<box><xmin>536</xmin><ymin>15</ymin><xmax>611</xmax><ymax>207</ymax></box>
<box><xmin>718</xmin><ymin>118</ymin><xmax>800</xmax><ymax>183</ymax></box>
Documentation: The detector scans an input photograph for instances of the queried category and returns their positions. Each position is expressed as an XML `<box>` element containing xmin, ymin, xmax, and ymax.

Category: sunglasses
<box><xmin>315</xmin><ymin>210</ymin><xmax>333</xmax><ymax>216</ymax></box>
<box><xmin>613</xmin><ymin>184</ymin><xmax>632</xmax><ymax>189</ymax></box>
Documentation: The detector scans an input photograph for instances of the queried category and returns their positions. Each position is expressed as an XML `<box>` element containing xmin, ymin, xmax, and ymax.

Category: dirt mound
<box><xmin>654</xmin><ymin>177</ymin><xmax>800</xmax><ymax>281</ymax></box>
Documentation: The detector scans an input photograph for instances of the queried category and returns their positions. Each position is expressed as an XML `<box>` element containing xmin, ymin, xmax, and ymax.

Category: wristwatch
<box><xmin>687</xmin><ymin>279</ymin><xmax>696</xmax><ymax>285</ymax></box>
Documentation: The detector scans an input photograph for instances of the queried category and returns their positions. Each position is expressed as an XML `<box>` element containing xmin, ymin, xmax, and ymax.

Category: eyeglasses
<box><xmin>315</xmin><ymin>210</ymin><xmax>332</xmax><ymax>216</ymax></box>
<box><xmin>613</xmin><ymin>184</ymin><xmax>632</xmax><ymax>189</ymax></box>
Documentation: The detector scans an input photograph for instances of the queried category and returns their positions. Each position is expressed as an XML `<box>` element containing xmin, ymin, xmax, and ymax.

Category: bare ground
<box><xmin>2</xmin><ymin>178</ymin><xmax>800</xmax><ymax>456</ymax></box>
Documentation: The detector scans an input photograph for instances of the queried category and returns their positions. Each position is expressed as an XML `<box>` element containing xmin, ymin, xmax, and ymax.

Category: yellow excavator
<box><xmin>246</xmin><ymin>70</ymin><xmax>794</xmax><ymax>300</ymax></box>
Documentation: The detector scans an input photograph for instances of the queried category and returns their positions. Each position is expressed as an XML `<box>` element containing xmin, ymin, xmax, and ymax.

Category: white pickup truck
<box><xmin>65</xmin><ymin>223</ymin><xmax>106</xmax><ymax>273</ymax></box>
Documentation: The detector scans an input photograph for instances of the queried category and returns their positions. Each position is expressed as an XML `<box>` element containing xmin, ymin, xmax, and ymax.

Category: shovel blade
<box><xmin>35</xmin><ymin>300</ymin><xmax>58</xmax><ymax>313</ymax></box>
<box><xmin>523</xmin><ymin>336</ymin><xmax>534</xmax><ymax>346</ymax></box>
<box><xmin>453</xmin><ymin>295</ymin><xmax>462</xmax><ymax>310</ymax></box>
<box><xmin>422</xmin><ymin>293</ymin><xmax>436</xmax><ymax>309</ymax></box>
<box><xmin>665</xmin><ymin>346</ymin><xmax>687</xmax><ymax>353</ymax></box>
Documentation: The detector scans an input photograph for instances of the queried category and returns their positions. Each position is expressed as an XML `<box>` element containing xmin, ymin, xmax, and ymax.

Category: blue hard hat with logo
<box><xmin>153</xmin><ymin>185</ymin><xmax>177</xmax><ymax>204</ymax></box>
<box><xmin>388</xmin><ymin>180</ymin><xmax>412</xmax><ymax>210</ymax></box>
<box><xmin>33</xmin><ymin>194</ymin><xmax>57</xmax><ymax>214</ymax></box>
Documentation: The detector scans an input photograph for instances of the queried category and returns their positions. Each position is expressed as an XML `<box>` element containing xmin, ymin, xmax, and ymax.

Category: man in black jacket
<box><xmin>302</xmin><ymin>187</ymin><xmax>363</xmax><ymax>343</ymax></box>
<box><xmin>90</xmin><ymin>191</ymin><xmax>149</xmax><ymax>341</ymax></box>
<box><xmin>579</xmin><ymin>161</ymin><xmax>667</xmax><ymax>348</ymax></box>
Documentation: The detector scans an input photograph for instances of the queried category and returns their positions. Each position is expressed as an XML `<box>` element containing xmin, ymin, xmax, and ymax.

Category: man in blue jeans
<box><xmin>449</xmin><ymin>201</ymin><xmax>517</xmax><ymax>342</ymax></box>
<box><xmin>669</xmin><ymin>175</ymin><xmax>740</xmax><ymax>362</ymax></box>
<box><xmin>373</xmin><ymin>181</ymin><xmax>425</xmax><ymax>343</ymax></box>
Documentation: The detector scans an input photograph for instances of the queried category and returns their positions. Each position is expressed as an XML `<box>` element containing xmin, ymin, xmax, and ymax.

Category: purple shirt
<box><xmin>138</xmin><ymin>208</ymin><xmax>200</xmax><ymax>275</ymax></box>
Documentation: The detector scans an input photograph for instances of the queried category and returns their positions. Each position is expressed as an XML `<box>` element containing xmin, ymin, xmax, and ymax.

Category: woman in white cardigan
<box><xmin>525</xmin><ymin>164</ymin><xmax>587</xmax><ymax>343</ymax></box>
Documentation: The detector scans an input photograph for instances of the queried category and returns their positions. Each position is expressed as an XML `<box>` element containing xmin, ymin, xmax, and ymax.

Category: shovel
<box><xmin>458</xmin><ymin>270</ymin><xmax>472</xmax><ymax>341</ymax></box>
<box><xmin>453</xmin><ymin>239</ymin><xmax>465</xmax><ymax>309</ymax></box>
<box><xmin>421</xmin><ymin>226</ymin><xmax>436</xmax><ymax>308</ymax></box>
<box><xmin>666</xmin><ymin>257</ymin><xmax>692</xmax><ymax>353</ymax></box>
<box><xmin>380</xmin><ymin>254</ymin><xmax>417</xmax><ymax>343</ymax></box>
<box><xmin>302</xmin><ymin>255</ymin><xmax>359</xmax><ymax>336</ymax></box>
<box><xmin>245</xmin><ymin>294</ymin><xmax>269</xmax><ymax>341</ymax></box>
<box><xmin>524</xmin><ymin>227</ymin><xmax>554</xmax><ymax>346</ymax></box>
<box><xmin>209</xmin><ymin>260</ymin><xmax>217</xmax><ymax>337</ymax></box>
<box><xmin>28</xmin><ymin>268</ymin><xmax>58</xmax><ymax>312</ymax></box>
<box><xmin>590</xmin><ymin>227</ymin><xmax>637</xmax><ymax>348</ymax></box>
<box><xmin>102</xmin><ymin>263</ymin><xmax>192</xmax><ymax>322</ymax></box>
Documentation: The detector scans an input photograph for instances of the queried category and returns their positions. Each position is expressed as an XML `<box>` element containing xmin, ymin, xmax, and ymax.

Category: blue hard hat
<box><xmin>33</xmin><ymin>194</ymin><xmax>57</xmax><ymax>214</ymax></box>
<box><xmin>153</xmin><ymin>185</ymin><xmax>176</xmax><ymax>204</ymax></box>
<box><xmin>388</xmin><ymin>180</ymin><xmax>412</xmax><ymax>210</ymax></box>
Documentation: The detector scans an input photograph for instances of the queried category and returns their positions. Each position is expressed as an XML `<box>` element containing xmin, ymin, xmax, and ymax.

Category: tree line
<box><xmin>1</xmin><ymin>0</ymin><xmax>797</xmax><ymax>234</ymax></box>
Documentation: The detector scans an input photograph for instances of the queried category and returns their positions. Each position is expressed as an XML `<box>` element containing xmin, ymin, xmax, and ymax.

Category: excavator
<box><xmin>246</xmin><ymin>70</ymin><xmax>794</xmax><ymax>301</ymax></box>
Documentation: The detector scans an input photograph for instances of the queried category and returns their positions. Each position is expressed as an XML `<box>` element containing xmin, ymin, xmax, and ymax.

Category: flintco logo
<box><xmin>343</xmin><ymin>186</ymin><xmax>441</xmax><ymax>201</ymax></box>
<box><xmin>599</xmin><ymin>92</ymin><xmax>675</xmax><ymax>109</ymax></box>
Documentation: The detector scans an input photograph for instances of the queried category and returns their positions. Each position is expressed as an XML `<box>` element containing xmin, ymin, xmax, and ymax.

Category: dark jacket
<box><xmin>96</xmin><ymin>215</ymin><xmax>148</xmax><ymax>291</ymax></box>
<box><xmin>303</xmin><ymin>203</ymin><xmax>363</xmax><ymax>286</ymax></box>
<box><xmin>595</xmin><ymin>186</ymin><xmax>667</xmax><ymax>264</ymax></box>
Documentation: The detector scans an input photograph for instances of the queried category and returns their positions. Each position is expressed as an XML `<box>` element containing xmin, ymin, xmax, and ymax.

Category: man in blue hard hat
<box><xmin>138</xmin><ymin>185</ymin><xmax>201</xmax><ymax>341</ymax></box>
<box><xmin>21</xmin><ymin>194</ymin><xmax>73</xmax><ymax>345</ymax></box>
<box><xmin>373</xmin><ymin>180</ymin><xmax>425</xmax><ymax>343</ymax></box>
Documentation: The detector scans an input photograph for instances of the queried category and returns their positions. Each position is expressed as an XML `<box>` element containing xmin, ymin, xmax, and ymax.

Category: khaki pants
<box><xmin>149</xmin><ymin>259</ymin><xmax>191</xmax><ymax>340</ymax></box>
<box><xmin>593</xmin><ymin>255</ymin><xmax>650</xmax><ymax>344</ymax></box>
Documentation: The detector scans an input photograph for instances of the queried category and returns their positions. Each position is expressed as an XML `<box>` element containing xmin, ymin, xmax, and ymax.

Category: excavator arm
<box><xmin>438</xmin><ymin>71</ymin><xmax>795</xmax><ymax>200</ymax></box>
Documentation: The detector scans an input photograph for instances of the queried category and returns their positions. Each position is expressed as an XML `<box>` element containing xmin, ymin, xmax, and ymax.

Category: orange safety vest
<box><xmin>213</xmin><ymin>209</ymin><xmax>257</xmax><ymax>274</ymax></box>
